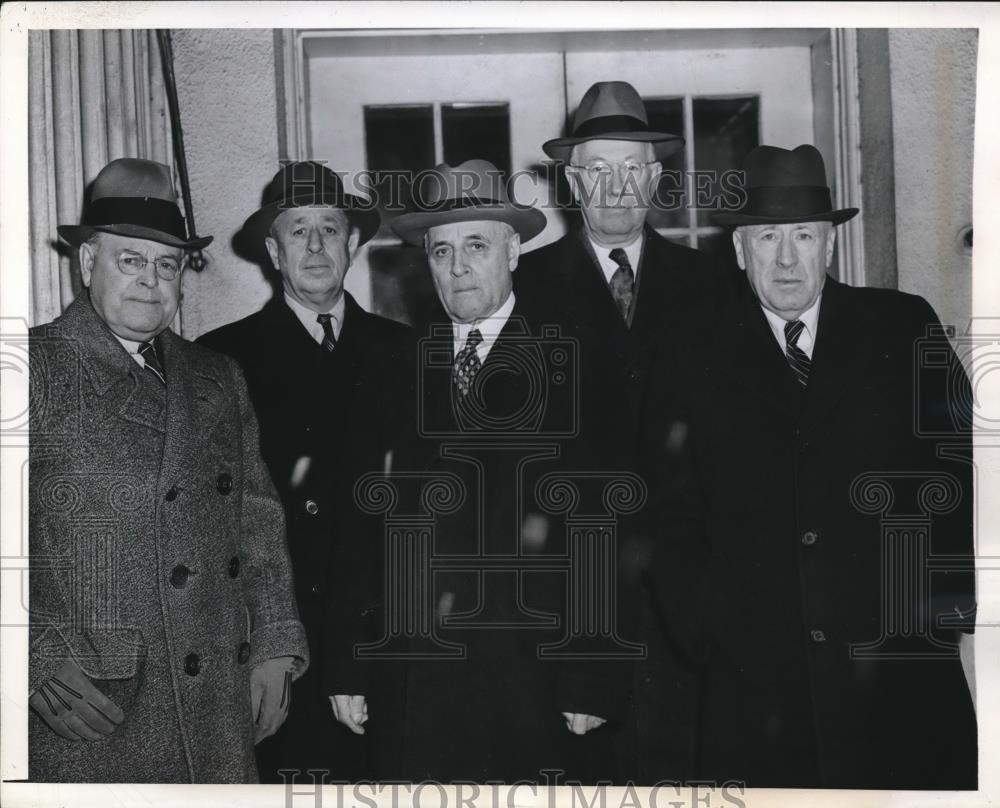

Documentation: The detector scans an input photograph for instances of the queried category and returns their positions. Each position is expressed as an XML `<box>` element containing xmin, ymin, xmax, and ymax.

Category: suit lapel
<box><xmin>800</xmin><ymin>278</ymin><xmax>872</xmax><ymax>433</ymax></box>
<box><xmin>714</xmin><ymin>279</ymin><xmax>804</xmax><ymax>417</ymax></box>
<box><xmin>59</xmin><ymin>295</ymin><xmax>165</xmax><ymax>432</ymax></box>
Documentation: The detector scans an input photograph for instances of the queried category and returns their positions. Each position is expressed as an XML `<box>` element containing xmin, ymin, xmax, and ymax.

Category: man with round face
<box><xmin>79</xmin><ymin>231</ymin><xmax>185</xmax><ymax>342</ymax></box>
<box><xmin>640</xmin><ymin>144</ymin><xmax>977</xmax><ymax>788</ymax></box>
<box><xmin>199</xmin><ymin>161</ymin><xmax>410</xmax><ymax>783</ymax></box>
<box><xmin>29</xmin><ymin>158</ymin><xmax>308</xmax><ymax>783</ymax></box>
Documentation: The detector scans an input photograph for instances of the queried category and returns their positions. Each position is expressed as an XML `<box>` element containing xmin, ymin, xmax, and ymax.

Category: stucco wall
<box><xmin>171</xmin><ymin>29</ymin><xmax>279</xmax><ymax>339</ymax></box>
<box><xmin>889</xmin><ymin>29</ymin><xmax>977</xmax><ymax>332</ymax></box>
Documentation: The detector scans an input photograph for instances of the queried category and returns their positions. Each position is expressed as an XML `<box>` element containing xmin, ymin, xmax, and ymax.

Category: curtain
<box><xmin>28</xmin><ymin>30</ymin><xmax>174</xmax><ymax>327</ymax></box>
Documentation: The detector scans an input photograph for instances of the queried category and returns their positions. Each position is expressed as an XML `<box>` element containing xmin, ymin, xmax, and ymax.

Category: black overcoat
<box><xmin>640</xmin><ymin>275</ymin><xmax>977</xmax><ymax>789</ymax></box>
<box><xmin>516</xmin><ymin>226</ymin><xmax>728</xmax><ymax>781</ymax></box>
<box><xmin>198</xmin><ymin>292</ymin><xmax>410</xmax><ymax>781</ymax></box>
<box><xmin>327</xmin><ymin>296</ymin><xmax>627</xmax><ymax>783</ymax></box>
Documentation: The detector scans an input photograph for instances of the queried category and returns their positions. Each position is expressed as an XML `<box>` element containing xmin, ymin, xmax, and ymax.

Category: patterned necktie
<box><xmin>316</xmin><ymin>313</ymin><xmax>337</xmax><ymax>352</ymax></box>
<box><xmin>138</xmin><ymin>339</ymin><xmax>166</xmax><ymax>386</ymax></box>
<box><xmin>608</xmin><ymin>248</ymin><xmax>635</xmax><ymax>323</ymax></box>
<box><xmin>784</xmin><ymin>319</ymin><xmax>811</xmax><ymax>387</ymax></box>
<box><xmin>452</xmin><ymin>328</ymin><xmax>484</xmax><ymax>398</ymax></box>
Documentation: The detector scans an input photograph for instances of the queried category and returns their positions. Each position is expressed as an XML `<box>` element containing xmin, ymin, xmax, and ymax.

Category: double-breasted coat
<box><xmin>29</xmin><ymin>293</ymin><xmax>309</xmax><ymax>783</ymax></box>
<box><xmin>640</xmin><ymin>276</ymin><xmax>977</xmax><ymax>789</ymax></box>
<box><xmin>515</xmin><ymin>226</ymin><xmax>727</xmax><ymax>781</ymax></box>
<box><xmin>198</xmin><ymin>293</ymin><xmax>411</xmax><ymax>781</ymax></box>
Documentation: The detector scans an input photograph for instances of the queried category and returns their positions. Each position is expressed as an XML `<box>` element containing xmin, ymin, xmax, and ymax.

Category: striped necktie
<box><xmin>316</xmin><ymin>313</ymin><xmax>337</xmax><ymax>352</ymax></box>
<box><xmin>784</xmin><ymin>319</ymin><xmax>811</xmax><ymax>387</ymax></box>
<box><xmin>138</xmin><ymin>339</ymin><xmax>166</xmax><ymax>386</ymax></box>
<box><xmin>453</xmin><ymin>328</ymin><xmax>483</xmax><ymax>397</ymax></box>
<box><xmin>608</xmin><ymin>248</ymin><xmax>635</xmax><ymax>323</ymax></box>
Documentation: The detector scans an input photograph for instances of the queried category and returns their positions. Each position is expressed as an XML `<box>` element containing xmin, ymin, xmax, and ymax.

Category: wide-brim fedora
<box><xmin>240</xmin><ymin>161</ymin><xmax>381</xmax><ymax>250</ymax></box>
<box><xmin>715</xmin><ymin>144</ymin><xmax>859</xmax><ymax>226</ymax></box>
<box><xmin>542</xmin><ymin>81</ymin><xmax>684</xmax><ymax>162</ymax></box>
<box><xmin>58</xmin><ymin>158</ymin><xmax>213</xmax><ymax>249</ymax></box>
<box><xmin>391</xmin><ymin>160</ymin><xmax>547</xmax><ymax>247</ymax></box>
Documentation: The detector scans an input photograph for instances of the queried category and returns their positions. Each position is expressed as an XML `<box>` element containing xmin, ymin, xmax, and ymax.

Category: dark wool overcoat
<box><xmin>515</xmin><ymin>226</ymin><xmax>728</xmax><ymax>781</ymax></box>
<box><xmin>326</xmin><ymin>296</ymin><xmax>629</xmax><ymax>783</ymax></box>
<box><xmin>29</xmin><ymin>293</ymin><xmax>309</xmax><ymax>783</ymax></box>
<box><xmin>198</xmin><ymin>292</ymin><xmax>411</xmax><ymax>781</ymax></box>
<box><xmin>640</xmin><ymin>276</ymin><xmax>977</xmax><ymax>789</ymax></box>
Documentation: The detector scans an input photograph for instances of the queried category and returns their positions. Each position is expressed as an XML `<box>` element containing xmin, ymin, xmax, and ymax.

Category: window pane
<box><xmin>442</xmin><ymin>103</ymin><xmax>511</xmax><ymax>178</ymax></box>
<box><xmin>369</xmin><ymin>244</ymin><xmax>445</xmax><ymax>329</ymax></box>
<box><xmin>365</xmin><ymin>105</ymin><xmax>434</xmax><ymax>238</ymax></box>
<box><xmin>643</xmin><ymin>98</ymin><xmax>686</xmax><ymax>230</ymax></box>
<box><xmin>693</xmin><ymin>97</ymin><xmax>759</xmax><ymax>227</ymax></box>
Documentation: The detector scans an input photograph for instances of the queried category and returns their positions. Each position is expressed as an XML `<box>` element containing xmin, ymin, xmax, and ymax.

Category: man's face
<box><xmin>265</xmin><ymin>206</ymin><xmax>360</xmax><ymax>312</ymax></box>
<box><xmin>79</xmin><ymin>232</ymin><xmax>184</xmax><ymax>342</ymax></box>
<box><xmin>733</xmin><ymin>221</ymin><xmax>836</xmax><ymax>320</ymax></box>
<box><xmin>566</xmin><ymin>139</ymin><xmax>662</xmax><ymax>247</ymax></box>
<box><xmin>425</xmin><ymin>220</ymin><xmax>519</xmax><ymax>324</ymax></box>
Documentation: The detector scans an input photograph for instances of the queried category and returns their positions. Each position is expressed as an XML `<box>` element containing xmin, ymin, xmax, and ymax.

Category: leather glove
<box><xmin>251</xmin><ymin>656</ymin><xmax>296</xmax><ymax>743</ymax></box>
<box><xmin>29</xmin><ymin>658</ymin><xmax>125</xmax><ymax>741</ymax></box>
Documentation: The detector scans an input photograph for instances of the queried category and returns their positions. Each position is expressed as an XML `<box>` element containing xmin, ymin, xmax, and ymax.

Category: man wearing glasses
<box><xmin>28</xmin><ymin>158</ymin><xmax>308</xmax><ymax>782</ymax></box>
<box><xmin>515</xmin><ymin>81</ymin><xmax>727</xmax><ymax>782</ymax></box>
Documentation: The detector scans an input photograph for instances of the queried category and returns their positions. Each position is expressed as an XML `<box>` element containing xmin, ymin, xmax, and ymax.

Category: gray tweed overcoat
<box><xmin>28</xmin><ymin>293</ymin><xmax>309</xmax><ymax>783</ymax></box>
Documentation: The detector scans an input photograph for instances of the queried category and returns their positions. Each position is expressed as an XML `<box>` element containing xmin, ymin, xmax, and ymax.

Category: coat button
<box><xmin>802</xmin><ymin>531</ymin><xmax>818</xmax><ymax>546</ymax></box>
<box><xmin>811</xmin><ymin>629</ymin><xmax>826</xmax><ymax>643</ymax></box>
<box><xmin>164</xmin><ymin>486</ymin><xmax>178</xmax><ymax>502</ymax></box>
<box><xmin>216</xmin><ymin>473</ymin><xmax>233</xmax><ymax>495</ymax></box>
<box><xmin>170</xmin><ymin>565</ymin><xmax>190</xmax><ymax>588</ymax></box>
<box><xmin>237</xmin><ymin>641</ymin><xmax>251</xmax><ymax>664</ymax></box>
<box><xmin>228</xmin><ymin>556</ymin><xmax>240</xmax><ymax>578</ymax></box>
<box><xmin>184</xmin><ymin>652</ymin><xmax>201</xmax><ymax>676</ymax></box>
<box><xmin>304</xmin><ymin>499</ymin><xmax>319</xmax><ymax>515</ymax></box>
<box><xmin>311</xmin><ymin>584</ymin><xmax>321</xmax><ymax>596</ymax></box>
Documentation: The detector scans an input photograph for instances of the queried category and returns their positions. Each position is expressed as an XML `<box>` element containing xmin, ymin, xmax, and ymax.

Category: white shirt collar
<box><xmin>284</xmin><ymin>292</ymin><xmax>345</xmax><ymax>345</ymax></box>
<box><xmin>112</xmin><ymin>333</ymin><xmax>147</xmax><ymax>368</ymax></box>
<box><xmin>453</xmin><ymin>291</ymin><xmax>516</xmax><ymax>362</ymax></box>
<box><xmin>761</xmin><ymin>292</ymin><xmax>822</xmax><ymax>360</ymax></box>
<box><xmin>590</xmin><ymin>233</ymin><xmax>644</xmax><ymax>284</ymax></box>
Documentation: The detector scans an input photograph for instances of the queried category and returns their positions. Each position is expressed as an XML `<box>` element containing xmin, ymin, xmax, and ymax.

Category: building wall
<box><xmin>168</xmin><ymin>29</ymin><xmax>979</xmax><ymax>337</ymax></box>
<box><xmin>889</xmin><ymin>28</ymin><xmax>977</xmax><ymax>333</ymax></box>
<box><xmin>171</xmin><ymin>29</ymin><xmax>280</xmax><ymax>339</ymax></box>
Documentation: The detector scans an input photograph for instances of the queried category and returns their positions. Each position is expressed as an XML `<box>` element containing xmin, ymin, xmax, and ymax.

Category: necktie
<box><xmin>452</xmin><ymin>328</ymin><xmax>483</xmax><ymax>398</ymax></box>
<box><xmin>138</xmin><ymin>339</ymin><xmax>166</xmax><ymax>386</ymax></box>
<box><xmin>608</xmin><ymin>248</ymin><xmax>635</xmax><ymax>323</ymax></box>
<box><xmin>316</xmin><ymin>313</ymin><xmax>337</xmax><ymax>352</ymax></box>
<box><xmin>784</xmin><ymin>319</ymin><xmax>811</xmax><ymax>387</ymax></box>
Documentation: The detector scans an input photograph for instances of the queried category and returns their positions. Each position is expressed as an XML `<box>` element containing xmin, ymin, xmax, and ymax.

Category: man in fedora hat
<box><xmin>29</xmin><ymin>157</ymin><xmax>309</xmax><ymax>782</ymax></box>
<box><xmin>638</xmin><ymin>144</ymin><xmax>977</xmax><ymax>788</ymax></box>
<box><xmin>325</xmin><ymin>159</ymin><xmax>621</xmax><ymax>782</ymax></box>
<box><xmin>517</xmin><ymin>80</ymin><xmax>725</xmax><ymax>784</ymax></box>
<box><xmin>198</xmin><ymin>160</ymin><xmax>410</xmax><ymax>782</ymax></box>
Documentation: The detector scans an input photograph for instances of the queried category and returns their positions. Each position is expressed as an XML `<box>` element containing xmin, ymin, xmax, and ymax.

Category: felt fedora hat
<box><xmin>542</xmin><ymin>81</ymin><xmax>684</xmax><ymax>162</ymax></box>
<box><xmin>58</xmin><ymin>158</ymin><xmax>213</xmax><ymax>249</ymax></box>
<box><xmin>391</xmin><ymin>159</ymin><xmax>547</xmax><ymax>246</ymax></box>
<box><xmin>240</xmin><ymin>161</ymin><xmax>381</xmax><ymax>248</ymax></box>
<box><xmin>716</xmin><ymin>144</ymin><xmax>859</xmax><ymax>226</ymax></box>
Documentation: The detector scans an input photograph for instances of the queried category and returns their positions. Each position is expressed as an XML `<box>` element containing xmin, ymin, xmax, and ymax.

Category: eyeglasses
<box><xmin>567</xmin><ymin>161</ymin><xmax>659</xmax><ymax>181</ymax></box>
<box><xmin>116</xmin><ymin>251</ymin><xmax>183</xmax><ymax>281</ymax></box>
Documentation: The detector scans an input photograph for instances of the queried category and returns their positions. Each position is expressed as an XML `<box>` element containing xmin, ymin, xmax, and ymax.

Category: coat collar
<box><xmin>715</xmin><ymin>275</ymin><xmax>869</xmax><ymax>426</ymax></box>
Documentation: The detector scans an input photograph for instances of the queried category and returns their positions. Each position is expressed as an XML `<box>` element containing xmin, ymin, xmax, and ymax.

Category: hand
<box><xmin>251</xmin><ymin>656</ymin><xmax>295</xmax><ymax>743</ymax></box>
<box><xmin>561</xmin><ymin>712</ymin><xmax>606</xmax><ymax>736</ymax></box>
<box><xmin>330</xmin><ymin>694</ymin><xmax>368</xmax><ymax>735</ymax></box>
<box><xmin>29</xmin><ymin>658</ymin><xmax>124</xmax><ymax>741</ymax></box>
